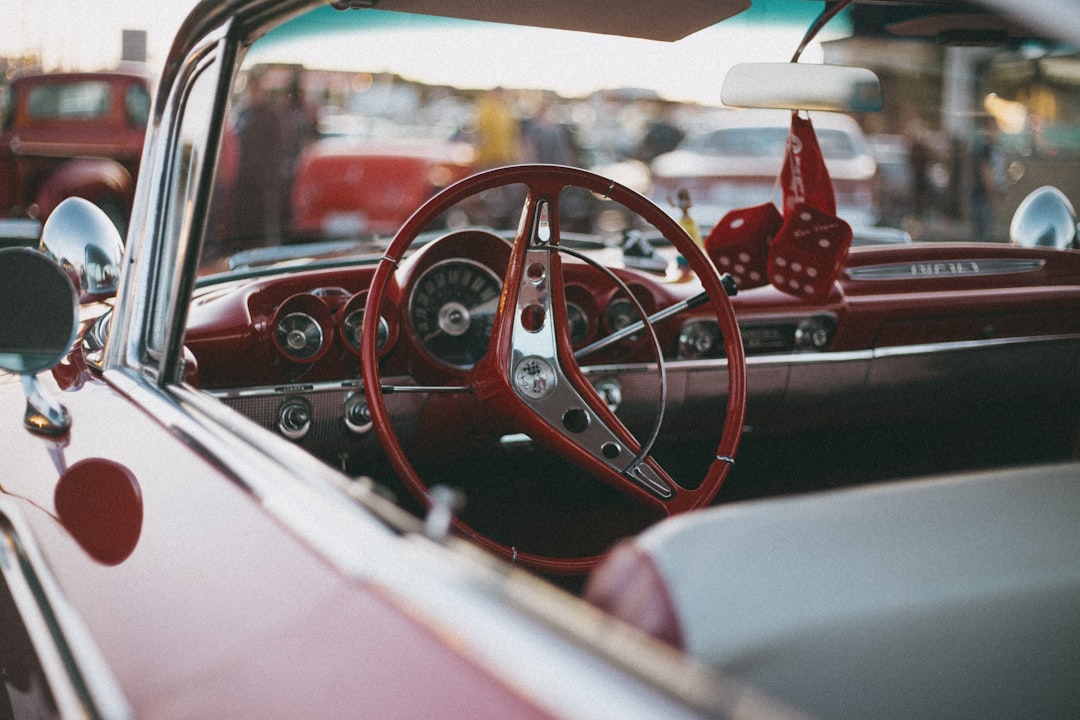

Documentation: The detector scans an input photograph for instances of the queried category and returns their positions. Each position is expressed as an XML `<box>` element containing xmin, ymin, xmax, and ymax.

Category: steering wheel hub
<box><xmin>513</xmin><ymin>355</ymin><xmax>558</xmax><ymax>400</ymax></box>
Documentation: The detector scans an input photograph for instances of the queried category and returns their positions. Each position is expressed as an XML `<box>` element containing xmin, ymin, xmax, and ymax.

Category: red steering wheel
<box><xmin>362</xmin><ymin>165</ymin><xmax>746</xmax><ymax>573</ymax></box>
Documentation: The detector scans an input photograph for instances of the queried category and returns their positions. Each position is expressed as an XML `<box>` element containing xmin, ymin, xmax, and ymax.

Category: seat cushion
<box><xmin>584</xmin><ymin>463</ymin><xmax>1080</xmax><ymax>720</ymax></box>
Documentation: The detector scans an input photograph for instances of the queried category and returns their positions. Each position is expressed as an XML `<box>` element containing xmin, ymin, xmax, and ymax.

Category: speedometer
<box><xmin>408</xmin><ymin>259</ymin><xmax>503</xmax><ymax>368</ymax></box>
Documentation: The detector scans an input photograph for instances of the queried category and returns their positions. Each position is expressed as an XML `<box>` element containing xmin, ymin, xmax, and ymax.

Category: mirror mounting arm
<box><xmin>791</xmin><ymin>0</ymin><xmax>855</xmax><ymax>62</ymax></box>
<box><xmin>21</xmin><ymin>373</ymin><xmax>71</xmax><ymax>436</ymax></box>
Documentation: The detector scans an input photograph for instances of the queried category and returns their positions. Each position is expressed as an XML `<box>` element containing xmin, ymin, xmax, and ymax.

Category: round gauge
<box><xmin>605</xmin><ymin>296</ymin><xmax>640</xmax><ymax>338</ymax></box>
<box><xmin>339</xmin><ymin>291</ymin><xmax>396</xmax><ymax>358</ymax></box>
<box><xmin>566</xmin><ymin>301</ymin><xmax>588</xmax><ymax>345</ymax></box>
<box><xmin>408</xmin><ymin>259</ymin><xmax>502</xmax><ymax>368</ymax></box>
<box><xmin>342</xmin><ymin>308</ymin><xmax>389</xmax><ymax>352</ymax></box>
<box><xmin>275</xmin><ymin>312</ymin><xmax>325</xmax><ymax>362</ymax></box>
<box><xmin>270</xmin><ymin>293</ymin><xmax>334</xmax><ymax>363</ymax></box>
<box><xmin>677</xmin><ymin>320</ymin><xmax>722</xmax><ymax>360</ymax></box>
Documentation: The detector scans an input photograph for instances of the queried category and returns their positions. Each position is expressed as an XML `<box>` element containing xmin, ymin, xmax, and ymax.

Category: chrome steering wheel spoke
<box><xmin>499</xmin><ymin>188</ymin><xmax>674</xmax><ymax>501</ymax></box>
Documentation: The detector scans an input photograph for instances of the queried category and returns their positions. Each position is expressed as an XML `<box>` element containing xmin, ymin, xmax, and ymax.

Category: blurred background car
<box><xmin>0</xmin><ymin>68</ymin><xmax>151</xmax><ymax>244</ymax></box>
<box><xmin>649</xmin><ymin>108</ymin><xmax>879</xmax><ymax>233</ymax></box>
<box><xmin>289</xmin><ymin>115</ymin><xmax>477</xmax><ymax>239</ymax></box>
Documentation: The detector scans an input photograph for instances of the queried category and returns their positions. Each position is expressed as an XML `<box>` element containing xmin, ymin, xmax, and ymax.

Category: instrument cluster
<box><xmin>186</xmin><ymin>227</ymin><xmax>685</xmax><ymax>403</ymax></box>
<box><xmin>401</xmin><ymin>257</ymin><xmax>664</xmax><ymax>372</ymax></box>
<box><xmin>270</xmin><ymin>287</ymin><xmax>397</xmax><ymax>365</ymax></box>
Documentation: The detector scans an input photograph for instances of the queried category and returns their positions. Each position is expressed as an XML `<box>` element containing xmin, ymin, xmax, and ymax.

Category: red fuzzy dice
<box><xmin>704</xmin><ymin>202</ymin><xmax>782</xmax><ymax>291</ymax></box>
<box><xmin>767</xmin><ymin>202</ymin><xmax>852</xmax><ymax>301</ymax></box>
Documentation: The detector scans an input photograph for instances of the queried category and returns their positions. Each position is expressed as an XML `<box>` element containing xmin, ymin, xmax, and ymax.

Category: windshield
<box><xmin>198</xmin><ymin>0</ymin><xmax>1080</xmax><ymax>277</ymax></box>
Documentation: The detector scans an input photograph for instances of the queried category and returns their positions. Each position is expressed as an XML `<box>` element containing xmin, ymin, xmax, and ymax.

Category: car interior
<box><xmin>147</xmin><ymin>0</ymin><xmax>1079</xmax><ymax>576</ymax></box>
<box><xmin>7</xmin><ymin>0</ymin><xmax>1075</xmax><ymax>717</ymax></box>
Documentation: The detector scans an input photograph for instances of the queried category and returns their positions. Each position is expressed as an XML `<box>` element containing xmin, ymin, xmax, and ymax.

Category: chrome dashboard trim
<box><xmin>202</xmin><ymin>332</ymin><xmax>1080</xmax><ymax>400</ymax></box>
<box><xmin>207</xmin><ymin>379</ymin><xmax>363</xmax><ymax>399</ymax></box>
<box><xmin>846</xmin><ymin>258</ymin><xmax>1046</xmax><ymax>280</ymax></box>
<box><xmin>581</xmin><ymin>331</ymin><xmax>1080</xmax><ymax>375</ymax></box>
<box><xmin>871</xmin><ymin>333</ymin><xmax>1080</xmax><ymax>358</ymax></box>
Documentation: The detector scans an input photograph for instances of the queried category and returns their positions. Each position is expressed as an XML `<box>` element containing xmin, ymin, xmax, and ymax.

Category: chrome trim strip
<box><xmin>582</xmin><ymin>351</ymin><xmax>869</xmax><ymax>375</ymax></box>
<box><xmin>206</xmin><ymin>333</ymin><xmax>1080</xmax><ymax>398</ymax></box>
<box><xmin>204</xmin><ymin>377</ymin><xmax>469</xmax><ymax>400</ymax></box>
<box><xmin>870</xmin><ymin>332</ymin><xmax>1080</xmax><ymax>359</ymax></box>
<box><xmin>207</xmin><ymin>379</ymin><xmax>363</xmax><ymax>399</ymax></box>
<box><xmin>846</xmin><ymin>258</ymin><xmax>1046</xmax><ymax>280</ymax></box>
<box><xmin>581</xmin><ymin>332</ymin><xmax>1080</xmax><ymax>375</ymax></box>
<box><xmin>0</xmin><ymin>508</ymin><xmax>133</xmax><ymax>720</ymax></box>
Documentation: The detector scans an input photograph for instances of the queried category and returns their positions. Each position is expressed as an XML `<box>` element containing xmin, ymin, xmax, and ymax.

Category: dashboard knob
<box><xmin>594</xmin><ymin>378</ymin><xmax>623</xmax><ymax>412</ymax></box>
<box><xmin>677</xmin><ymin>320</ymin><xmax>721</xmax><ymax>359</ymax></box>
<box><xmin>794</xmin><ymin>317</ymin><xmax>832</xmax><ymax>350</ymax></box>
<box><xmin>277</xmin><ymin>397</ymin><xmax>312</xmax><ymax>439</ymax></box>
<box><xmin>344</xmin><ymin>392</ymin><xmax>373</xmax><ymax>434</ymax></box>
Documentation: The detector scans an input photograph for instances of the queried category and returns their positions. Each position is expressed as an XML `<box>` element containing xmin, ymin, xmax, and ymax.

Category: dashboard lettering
<box><xmin>910</xmin><ymin>261</ymin><xmax>980</xmax><ymax>276</ymax></box>
<box><xmin>275</xmin><ymin>384</ymin><xmax>315</xmax><ymax>393</ymax></box>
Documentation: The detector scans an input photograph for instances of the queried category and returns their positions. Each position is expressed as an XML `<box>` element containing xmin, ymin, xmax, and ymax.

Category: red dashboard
<box><xmin>182</xmin><ymin>228</ymin><xmax>1080</xmax><ymax>471</ymax></box>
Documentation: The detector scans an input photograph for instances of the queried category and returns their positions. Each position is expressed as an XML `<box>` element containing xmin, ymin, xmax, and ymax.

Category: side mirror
<box><xmin>39</xmin><ymin>197</ymin><xmax>124</xmax><ymax>302</ymax></box>
<box><xmin>1010</xmin><ymin>186</ymin><xmax>1078</xmax><ymax>249</ymax></box>
<box><xmin>0</xmin><ymin>246</ymin><xmax>79</xmax><ymax>435</ymax></box>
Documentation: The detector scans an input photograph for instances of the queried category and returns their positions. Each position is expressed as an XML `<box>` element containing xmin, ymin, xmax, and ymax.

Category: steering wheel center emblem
<box><xmin>513</xmin><ymin>356</ymin><xmax>557</xmax><ymax>400</ymax></box>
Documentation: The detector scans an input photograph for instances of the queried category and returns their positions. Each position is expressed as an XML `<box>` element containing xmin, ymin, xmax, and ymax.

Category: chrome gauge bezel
<box><xmin>270</xmin><ymin>293</ymin><xmax>335</xmax><ymax>363</ymax></box>
<box><xmin>339</xmin><ymin>290</ymin><xmax>397</xmax><ymax>358</ymax></box>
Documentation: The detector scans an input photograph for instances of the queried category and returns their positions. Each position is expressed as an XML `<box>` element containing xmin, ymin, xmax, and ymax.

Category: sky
<box><xmin>248</xmin><ymin>22</ymin><xmax>823</xmax><ymax>105</ymax></box>
<box><xmin>1</xmin><ymin>1</ymin><xmax>198</xmax><ymax>72</ymax></box>
<box><xmin>2</xmin><ymin>1</ymin><xmax>836</xmax><ymax>106</ymax></box>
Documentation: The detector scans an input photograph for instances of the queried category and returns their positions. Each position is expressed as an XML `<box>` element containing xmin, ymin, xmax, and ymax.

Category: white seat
<box><xmin>585</xmin><ymin>463</ymin><xmax>1080</xmax><ymax>720</ymax></box>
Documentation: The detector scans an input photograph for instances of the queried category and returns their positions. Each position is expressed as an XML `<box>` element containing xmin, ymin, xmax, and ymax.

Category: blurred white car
<box><xmin>650</xmin><ymin>108</ymin><xmax>879</xmax><ymax>232</ymax></box>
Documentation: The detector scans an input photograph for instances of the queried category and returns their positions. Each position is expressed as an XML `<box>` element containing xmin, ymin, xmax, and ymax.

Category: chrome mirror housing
<box><xmin>0</xmin><ymin>247</ymin><xmax>80</xmax><ymax>435</ymax></box>
<box><xmin>39</xmin><ymin>197</ymin><xmax>124</xmax><ymax>302</ymax></box>
<box><xmin>1010</xmin><ymin>186</ymin><xmax>1079</xmax><ymax>249</ymax></box>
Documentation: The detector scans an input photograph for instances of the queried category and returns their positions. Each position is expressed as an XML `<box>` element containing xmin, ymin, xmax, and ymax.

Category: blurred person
<box><xmin>474</xmin><ymin>87</ymin><xmax>520</xmax><ymax>167</ymax></box>
<box><xmin>280</xmin><ymin>72</ymin><xmax>317</xmax><ymax>231</ymax></box>
<box><xmin>905</xmin><ymin>115</ymin><xmax>931</xmax><ymax>220</ymax></box>
<box><xmin>636</xmin><ymin>103</ymin><xmax>684</xmax><ymax>163</ymax></box>
<box><xmin>232</xmin><ymin>70</ymin><xmax>287</xmax><ymax>247</ymax></box>
<box><xmin>969</xmin><ymin>114</ymin><xmax>1006</xmax><ymax>242</ymax></box>
<box><xmin>522</xmin><ymin>99</ymin><xmax>578</xmax><ymax>166</ymax></box>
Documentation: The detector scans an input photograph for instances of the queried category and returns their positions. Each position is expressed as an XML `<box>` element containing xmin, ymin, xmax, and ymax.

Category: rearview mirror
<box><xmin>722</xmin><ymin>63</ymin><xmax>883</xmax><ymax>113</ymax></box>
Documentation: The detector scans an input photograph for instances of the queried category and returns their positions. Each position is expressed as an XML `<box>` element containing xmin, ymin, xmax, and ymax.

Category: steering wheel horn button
<box><xmin>513</xmin><ymin>355</ymin><xmax>558</xmax><ymax>400</ymax></box>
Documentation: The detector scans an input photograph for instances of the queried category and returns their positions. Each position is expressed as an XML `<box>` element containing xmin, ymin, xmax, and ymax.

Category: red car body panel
<box><xmin>3</xmin><ymin>370</ymin><xmax>555</xmax><ymax>719</ymax></box>
<box><xmin>0</xmin><ymin>70</ymin><xmax>150</xmax><ymax>228</ymax></box>
<box><xmin>290</xmin><ymin>138</ymin><xmax>476</xmax><ymax>237</ymax></box>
